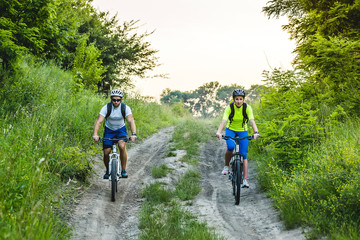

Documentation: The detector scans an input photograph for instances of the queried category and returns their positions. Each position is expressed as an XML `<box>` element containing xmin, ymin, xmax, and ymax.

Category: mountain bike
<box><xmin>100</xmin><ymin>137</ymin><xmax>128</xmax><ymax>202</ymax></box>
<box><xmin>222</xmin><ymin>135</ymin><xmax>254</xmax><ymax>205</ymax></box>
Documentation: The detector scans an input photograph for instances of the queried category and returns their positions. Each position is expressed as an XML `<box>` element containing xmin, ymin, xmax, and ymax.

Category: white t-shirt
<box><xmin>99</xmin><ymin>103</ymin><xmax>132</xmax><ymax>131</ymax></box>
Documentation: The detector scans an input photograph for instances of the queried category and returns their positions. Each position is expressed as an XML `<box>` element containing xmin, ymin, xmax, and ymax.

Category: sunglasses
<box><xmin>112</xmin><ymin>99</ymin><xmax>122</xmax><ymax>102</ymax></box>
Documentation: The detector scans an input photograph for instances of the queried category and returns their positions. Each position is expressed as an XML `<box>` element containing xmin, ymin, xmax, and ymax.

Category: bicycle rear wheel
<box><xmin>111</xmin><ymin>159</ymin><xmax>118</xmax><ymax>202</ymax></box>
<box><xmin>234</xmin><ymin>160</ymin><xmax>242</xmax><ymax>205</ymax></box>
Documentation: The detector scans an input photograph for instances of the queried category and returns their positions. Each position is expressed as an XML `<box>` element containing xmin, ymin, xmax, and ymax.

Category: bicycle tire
<box><xmin>111</xmin><ymin>159</ymin><xmax>118</xmax><ymax>202</ymax></box>
<box><xmin>231</xmin><ymin>154</ymin><xmax>240</xmax><ymax>197</ymax></box>
<box><xmin>235</xmin><ymin>159</ymin><xmax>241</xmax><ymax>205</ymax></box>
<box><xmin>231</xmin><ymin>157</ymin><xmax>235</xmax><ymax>196</ymax></box>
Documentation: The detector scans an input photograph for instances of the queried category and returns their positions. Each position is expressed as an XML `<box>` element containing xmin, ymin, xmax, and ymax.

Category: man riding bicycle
<box><xmin>216</xmin><ymin>89</ymin><xmax>260</xmax><ymax>188</ymax></box>
<box><xmin>92</xmin><ymin>89</ymin><xmax>137</xmax><ymax>179</ymax></box>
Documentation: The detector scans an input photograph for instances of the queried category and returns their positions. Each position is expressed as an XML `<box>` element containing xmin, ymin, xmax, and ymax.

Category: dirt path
<box><xmin>69</xmin><ymin>127</ymin><xmax>304</xmax><ymax>240</ymax></box>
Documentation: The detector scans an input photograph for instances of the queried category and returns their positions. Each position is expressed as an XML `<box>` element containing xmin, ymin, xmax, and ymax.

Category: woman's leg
<box><xmin>243</xmin><ymin>159</ymin><xmax>248</xmax><ymax>179</ymax></box>
<box><xmin>225</xmin><ymin>150</ymin><xmax>232</xmax><ymax>166</ymax></box>
<box><xmin>225</xmin><ymin>128</ymin><xmax>236</xmax><ymax>167</ymax></box>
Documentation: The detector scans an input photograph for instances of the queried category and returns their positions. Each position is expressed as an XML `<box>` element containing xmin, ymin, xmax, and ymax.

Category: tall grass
<box><xmin>172</xmin><ymin>118</ymin><xmax>214</xmax><ymax>164</ymax></box>
<box><xmin>255</xmin><ymin>119</ymin><xmax>360</xmax><ymax>239</ymax></box>
<box><xmin>0</xmin><ymin>56</ymin><xmax>186</xmax><ymax>239</ymax></box>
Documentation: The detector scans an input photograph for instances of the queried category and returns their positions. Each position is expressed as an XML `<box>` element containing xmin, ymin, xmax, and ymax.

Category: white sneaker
<box><xmin>242</xmin><ymin>179</ymin><xmax>249</xmax><ymax>188</ymax></box>
<box><xmin>221</xmin><ymin>166</ymin><xmax>229</xmax><ymax>175</ymax></box>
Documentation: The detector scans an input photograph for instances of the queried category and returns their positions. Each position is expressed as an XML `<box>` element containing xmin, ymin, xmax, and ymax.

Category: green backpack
<box><xmin>228</xmin><ymin>102</ymin><xmax>248</xmax><ymax>127</ymax></box>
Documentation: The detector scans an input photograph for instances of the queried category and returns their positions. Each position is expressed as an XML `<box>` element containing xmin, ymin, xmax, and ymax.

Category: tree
<box><xmin>160</xmin><ymin>82</ymin><xmax>261</xmax><ymax>118</ymax></box>
<box><xmin>263</xmin><ymin>0</ymin><xmax>360</xmax><ymax>115</ymax></box>
<box><xmin>72</xmin><ymin>38</ymin><xmax>106</xmax><ymax>92</ymax></box>
<box><xmin>160</xmin><ymin>88</ymin><xmax>191</xmax><ymax>105</ymax></box>
<box><xmin>0</xmin><ymin>0</ymin><xmax>79</xmax><ymax>66</ymax></box>
<box><xmin>63</xmin><ymin>7</ymin><xmax>160</xmax><ymax>94</ymax></box>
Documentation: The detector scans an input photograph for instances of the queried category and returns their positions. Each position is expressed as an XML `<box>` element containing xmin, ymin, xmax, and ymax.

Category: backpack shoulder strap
<box><xmin>105</xmin><ymin>102</ymin><xmax>112</xmax><ymax>119</ymax></box>
<box><xmin>229</xmin><ymin>102</ymin><xmax>235</xmax><ymax>123</ymax></box>
<box><xmin>242</xmin><ymin>102</ymin><xmax>249</xmax><ymax>127</ymax></box>
<box><xmin>121</xmin><ymin>102</ymin><xmax>126</xmax><ymax>120</ymax></box>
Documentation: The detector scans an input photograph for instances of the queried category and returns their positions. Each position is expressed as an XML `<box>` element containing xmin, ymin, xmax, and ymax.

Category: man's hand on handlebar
<box><xmin>92</xmin><ymin>135</ymin><xmax>100</xmax><ymax>142</ymax></box>
<box><xmin>129</xmin><ymin>135</ymin><xmax>137</xmax><ymax>143</ymax></box>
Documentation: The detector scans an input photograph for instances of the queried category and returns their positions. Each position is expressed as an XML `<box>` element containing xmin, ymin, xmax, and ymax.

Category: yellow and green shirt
<box><xmin>222</xmin><ymin>104</ymin><xmax>254</xmax><ymax>131</ymax></box>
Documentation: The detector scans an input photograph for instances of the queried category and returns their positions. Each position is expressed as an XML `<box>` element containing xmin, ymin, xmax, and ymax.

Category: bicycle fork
<box><xmin>109</xmin><ymin>144</ymin><xmax>120</xmax><ymax>181</ymax></box>
<box><xmin>229</xmin><ymin>155</ymin><xmax>243</xmax><ymax>183</ymax></box>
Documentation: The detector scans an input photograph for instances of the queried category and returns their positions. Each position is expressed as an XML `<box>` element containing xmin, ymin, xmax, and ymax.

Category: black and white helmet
<box><xmin>110</xmin><ymin>89</ymin><xmax>123</xmax><ymax>97</ymax></box>
<box><xmin>232</xmin><ymin>89</ymin><xmax>246</xmax><ymax>98</ymax></box>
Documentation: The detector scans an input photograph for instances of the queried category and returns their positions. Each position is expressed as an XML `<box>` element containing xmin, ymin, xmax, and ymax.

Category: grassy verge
<box><xmin>138</xmin><ymin>118</ymin><xmax>224</xmax><ymax>240</ymax></box>
<box><xmin>171</xmin><ymin>118</ymin><xmax>215</xmax><ymax>164</ymax></box>
<box><xmin>151</xmin><ymin>164</ymin><xmax>172</xmax><ymax>178</ymax></box>
<box><xmin>254</xmin><ymin>119</ymin><xmax>360</xmax><ymax>239</ymax></box>
<box><xmin>0</xmin><ymin>56</ymin><xmax>188</xmax><ymax>239</ymax></box>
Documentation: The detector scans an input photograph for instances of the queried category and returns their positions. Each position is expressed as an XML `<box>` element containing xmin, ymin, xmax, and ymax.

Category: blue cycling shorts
<box><xmin>225</xmin><ymin>128</ymin><xmax>249</xmax><ymax>159</ymax></box>
<box><xmin>103</xmin><ymin>126</ymin><xmax>127</xmax><ymax>149</ymax></box>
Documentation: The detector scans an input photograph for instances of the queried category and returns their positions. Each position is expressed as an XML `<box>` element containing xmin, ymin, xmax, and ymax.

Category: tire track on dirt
<box><xmin>188</xmin><ymin>139</ymin><xmax>305</xmax><ymax>240</ymax></box>
<box><xmin>69</xmin><ymin>127</ymin><xmax>174</xmax><ymax>240</ymax></box>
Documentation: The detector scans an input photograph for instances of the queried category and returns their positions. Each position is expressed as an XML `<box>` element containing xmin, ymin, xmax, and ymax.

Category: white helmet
<box><xmin>110</xmin><ymin>89</ymin><xmax>123</xmax><ymax>97</ymax></box>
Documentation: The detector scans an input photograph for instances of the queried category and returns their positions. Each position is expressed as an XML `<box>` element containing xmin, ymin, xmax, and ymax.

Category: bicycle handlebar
<box><xmin>99</xmin><ymin>137</ymin><xmax>129</xmax><ymax>142</ymax></box>
<box><xmin>222</xmin><ymin>135</ymin><xmax>254</xmax><ymax>141</ymax></box>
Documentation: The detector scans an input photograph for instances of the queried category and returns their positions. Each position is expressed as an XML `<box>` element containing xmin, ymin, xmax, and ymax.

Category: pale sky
<box><xmin>92</xmin><ymin>0</ymin><xmax>295</xmax><ymax>100</ymax></box>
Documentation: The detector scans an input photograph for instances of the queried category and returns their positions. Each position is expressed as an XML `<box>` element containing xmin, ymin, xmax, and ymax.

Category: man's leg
<box><xmin>103</xmin><ymin>148</ymin><xmax>111</xmax><ymax>179</ymax></box>
<box><xmin>103</xmin><ymin>148</ymin><xmax>111</xmax><ymax>172</ymax></box>
<box><xmin>118</xmin><ymin>141</ymin><xmax>128</xmax><ymax>177</ymax></box>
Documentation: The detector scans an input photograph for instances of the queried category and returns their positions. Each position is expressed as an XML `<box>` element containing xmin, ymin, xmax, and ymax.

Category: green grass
<box><xmin>255</xmin><ymin>119</ymin><xmax>360</xmax><ymax>239</ymax></box>
<box><xmin>171</xmin><ymin>118</ymin><xmax>214</xmax><ymax>165</ymax></box>
<box><xmin>139</xmin><ymin>170</ymin><xmax>223</xmax><ymax>240</ymax></box>
<box><xmin>138</xmin><ymin>202</ymin><xmax>224</xmax><ymax>240</ymax></box>
<box><xmin>175</xmin><ymin>170</ymin><xmax>202</xmax><ymax>201</ymax></box>
<box><xmin>140</xmin><ymin>182</ymin><xmax>172</xmax><ymax>204</ymax></box>
<box><xmin>151</xmin><ymin>164</ymin><xmax>172</xmax><ymax>178</ymax></box>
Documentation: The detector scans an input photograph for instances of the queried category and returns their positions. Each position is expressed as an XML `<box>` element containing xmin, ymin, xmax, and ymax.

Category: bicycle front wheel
<box><xmin>111</xmin><ymin>159</ymin><xmax>118</xmax><ymax>202</ymax></box>
<box><xmin>234</xmin><ymin>160</ymin><xmax>242</xmax><ymax>205</ymax></box>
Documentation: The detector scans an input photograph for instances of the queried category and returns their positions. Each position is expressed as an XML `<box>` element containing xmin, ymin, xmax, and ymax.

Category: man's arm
<box><xmin>126</xmin><ymin>114</ymin><xmax>137</xmax><ymax>142</ymax></box>
<box><xmin>92</xmin><ymin>114</ymin><xmax>105</xmax><ymax>141</ymax></box>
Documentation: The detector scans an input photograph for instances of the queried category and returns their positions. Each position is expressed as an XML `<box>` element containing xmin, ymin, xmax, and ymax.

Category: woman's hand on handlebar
<box><xmin>253</xmin><ymin>133</ymin><xmax>260</xmax><ymax>140</ymax></box>
<box><xmin>216</xmin><ymin>132</ymin><xmax>222</xmax><ymax>140</ymax></box>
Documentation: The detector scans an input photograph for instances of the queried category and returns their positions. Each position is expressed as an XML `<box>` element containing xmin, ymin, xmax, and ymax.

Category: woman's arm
<box><xmin>249</xmin><ymin>119</ymin><xmax>260</xmax><ymax>140</ymax></box>
<box><xmin>216</xmin><ymin>120</ymin><xmax>227</xmax><ymax>140</ymax></box>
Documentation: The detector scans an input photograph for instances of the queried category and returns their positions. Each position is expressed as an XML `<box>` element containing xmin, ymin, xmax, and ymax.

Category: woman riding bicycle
<box><xmin>216</xmin><ymin>89</ymin><xmax>260</xmax><ymax>188</ymax></box>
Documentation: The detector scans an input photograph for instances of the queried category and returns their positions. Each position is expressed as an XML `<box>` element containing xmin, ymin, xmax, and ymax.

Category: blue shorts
<box><xmin>103</xmin><ymin>126</ymin><xmax>128</xmax><ymax>149</ymax></box>
<box><xmin>225</xmin><ymin>128</ymin><xmax>249</xmax><ymax>159</ymax></box>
